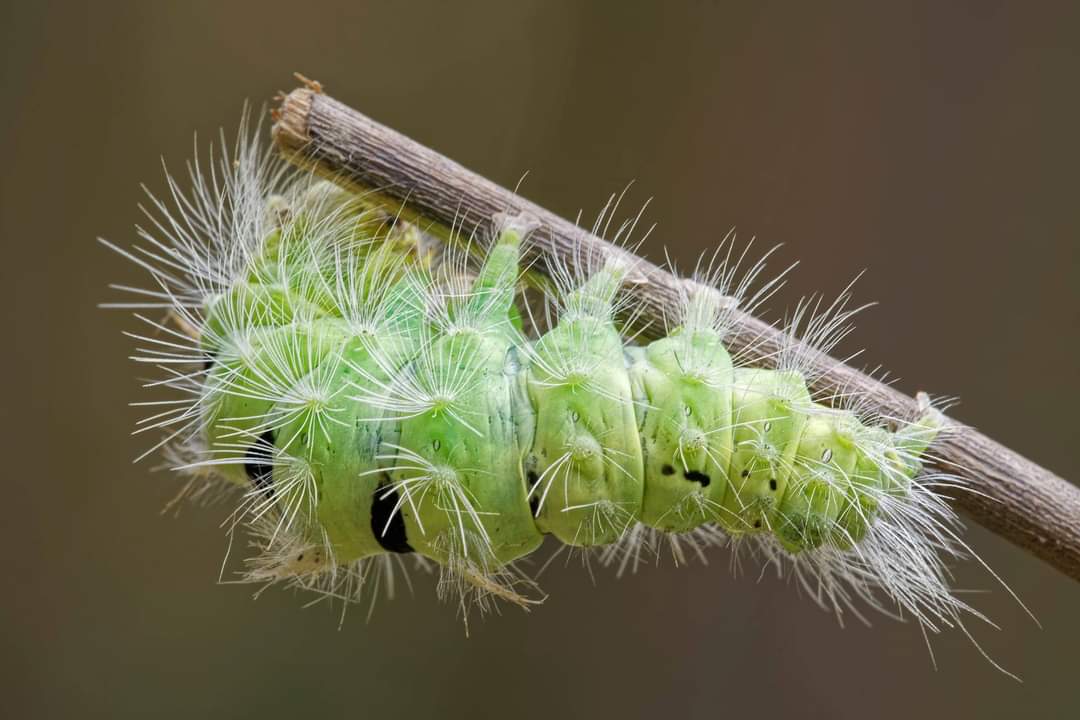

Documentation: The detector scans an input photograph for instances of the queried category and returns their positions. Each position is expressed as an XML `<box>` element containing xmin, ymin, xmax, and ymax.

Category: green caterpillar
<box><xmin>106</xmin><ymin>120</ymin><xmax>989</xmax><ymax>643</ymax></box>
<box><xmin>217</xmin><ymin>208</ymin><xmax>937</xmax><ymax>559</ymax></box>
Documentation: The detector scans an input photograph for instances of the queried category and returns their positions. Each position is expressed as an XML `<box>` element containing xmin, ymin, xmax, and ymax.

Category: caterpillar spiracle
<box><xmin>103</xmin><ymin>116</ymin><xmax>1018</xmax><ymax>664</ymax></box>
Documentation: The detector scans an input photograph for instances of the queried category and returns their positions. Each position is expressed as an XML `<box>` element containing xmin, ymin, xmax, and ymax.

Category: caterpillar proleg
<box><xmin>103</xmin><ymin>114</ymin><xmax>1022</xmax><ymax>669</ymax></box>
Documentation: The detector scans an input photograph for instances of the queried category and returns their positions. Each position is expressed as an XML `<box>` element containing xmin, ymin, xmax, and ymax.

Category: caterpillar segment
<box><xmin>184</xmin><ymin>184</ymin><xmax>944</xmax><ymax>611</ymax></box>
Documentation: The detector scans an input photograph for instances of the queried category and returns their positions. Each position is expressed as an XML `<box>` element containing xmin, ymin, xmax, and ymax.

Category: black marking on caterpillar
<box><xmin>244</xmin><ymin>430</ymin><xmax>276</xmax><ymax>500</ymax></box>
<box><xmin>682</xmin><ymin>470</ymin><xmax>711</xmax><ymax>486</ymax></box>
<box><xmin>371</xmin><ymin>476</ymin><xmax>414</xmax><ymax>555</ymax></box>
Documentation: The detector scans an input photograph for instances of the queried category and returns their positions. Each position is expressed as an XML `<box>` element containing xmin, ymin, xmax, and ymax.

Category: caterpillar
<box><xmin>103</xmin><ymin>115</ymin><xmax>1013</xmax><ymax>662</ymax></box>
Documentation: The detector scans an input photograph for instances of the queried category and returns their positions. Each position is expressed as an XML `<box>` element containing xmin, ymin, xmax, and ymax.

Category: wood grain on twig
<box><xmin>273</xmin><ymin>86</ymin><xmax>1080</xmax><ymax>582</ymax></box>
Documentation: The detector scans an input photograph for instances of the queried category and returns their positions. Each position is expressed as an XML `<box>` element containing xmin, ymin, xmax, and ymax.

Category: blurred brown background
<box><xmin>4</xmin><ymin>1</ymin><xmax>1079</xmax><ymax>717</ymax></box>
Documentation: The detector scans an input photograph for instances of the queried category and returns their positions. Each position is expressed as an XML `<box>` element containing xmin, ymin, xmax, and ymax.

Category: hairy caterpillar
<box><xmin>103</xmin><ymin>115</ymin><xmax>1016</xmax><ymax>666</ymax></box>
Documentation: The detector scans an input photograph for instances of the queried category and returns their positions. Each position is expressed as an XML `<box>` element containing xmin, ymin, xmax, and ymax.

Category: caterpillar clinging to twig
<box><xmin>102</xmin><ymin>114</ymin><xmax>1022</xmax><ymax>671</ymax></box>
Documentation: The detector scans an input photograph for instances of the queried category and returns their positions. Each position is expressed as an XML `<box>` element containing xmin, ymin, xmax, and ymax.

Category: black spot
<box><xmin>753</xmin><ymin>520</ymin><xmax>762</xmax><ymax>529</ymax></box>
<box><xmin>740</xmin><ymin>468</ymin><xmax>750</xmax><ymax>478</ymax></box>
<box><xmin>683</xmin><ymin>470</ymin><xmax>711</xmax><ymax>487</ymax></box>
<box><xmin>526</xmin><ymin>471</ymin><xmax>541</xmax><ymax>515</ymax></box>
<box><xmin>769</xmin><ymin>478</ymin><xmax>777</xmax><ymax>491</ymax></box>
<box><xmin>370</xmin><ymin>481</ymin><xmax>413</xmax><ymax>554</ymax></box>
<box><xmin>661</xmin><ymin>464</ymin><xmax>676</xmax><ymax>476</ymax></box>
<box><xmin>244</xmin><ymin>429</ymin><xmax>276</xmax><ymax>498</ymax></box>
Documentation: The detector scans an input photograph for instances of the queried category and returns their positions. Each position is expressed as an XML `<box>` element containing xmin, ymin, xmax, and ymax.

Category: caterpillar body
<box><xmin>105</xmin><ymin>120</ymin><xmax>1000</xmax><ymax>652</ymax></box>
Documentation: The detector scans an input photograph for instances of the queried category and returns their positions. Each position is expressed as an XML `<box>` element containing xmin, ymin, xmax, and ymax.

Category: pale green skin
<box><xmin>200</xmin><ymin>221</ymin><xmax>941</xmax><ymax>570</ymax></box>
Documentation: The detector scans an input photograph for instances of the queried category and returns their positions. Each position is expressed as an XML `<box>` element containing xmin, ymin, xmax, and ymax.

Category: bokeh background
<box><xmin>4</xmin><ymin>1</ymin><xmax>1079</xmax><ymax>717</ymax></box>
